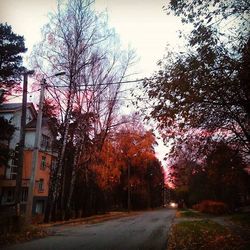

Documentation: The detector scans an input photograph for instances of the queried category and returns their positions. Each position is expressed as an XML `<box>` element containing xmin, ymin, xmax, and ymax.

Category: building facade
<box><xmin>0</xmin><ymin>103</ymin><xmax>57</xmax><ymax>215</ymax></box>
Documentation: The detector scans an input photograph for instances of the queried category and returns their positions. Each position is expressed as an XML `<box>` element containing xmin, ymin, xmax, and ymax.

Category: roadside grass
<box><xmin>167</xmin><ymin>220</ymin><xmax>245</xmax><ymax>250</ymax></box>
<box><xmin>0</xmin><ymin>225</ymin><xmax>49</xmax><ymax>247</ymax></box>
<box><xmin>177</xmin><ymin>209</ymin><xmax>203</xmax><ymax>218</ymax></box>
<box><xmin>229</xmin><ymin>212</ymin><xmax>250</xmax><ymax>227</ymax></box>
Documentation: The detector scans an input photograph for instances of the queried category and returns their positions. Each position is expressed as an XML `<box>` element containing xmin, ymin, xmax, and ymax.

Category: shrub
<box><xmin>193</xmin><ymin>200</ymin><xmax>229</xmax><ymax>215</ymax></box>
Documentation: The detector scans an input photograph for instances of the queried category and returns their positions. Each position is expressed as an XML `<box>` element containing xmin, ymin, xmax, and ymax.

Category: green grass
<box><xmin>230</xmin><ymin>212</ymin><xmax>250</xmax><ymax>227</ymax></box>
<box><xmin>167</xmin><ymin>220</ymin><xmax>245</xmax><ymax>250</ymax></box>
<box><xmin>178</xmin><ymin>209</ymin><xmax>203</xmax><ymax>218</ymax></box>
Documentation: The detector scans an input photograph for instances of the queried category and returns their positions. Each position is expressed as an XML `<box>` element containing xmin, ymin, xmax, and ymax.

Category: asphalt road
<box><xmin>5</xmin><ymin>209</ymin><xmax>176</xmax><ymax>250</ymax></box>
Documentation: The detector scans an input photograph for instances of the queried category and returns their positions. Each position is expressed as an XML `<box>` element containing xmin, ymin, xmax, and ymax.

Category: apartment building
<box><xmin>0</xmin><ymin>103</ymin><xmax>57</xmax><ymax>214</ymax></box>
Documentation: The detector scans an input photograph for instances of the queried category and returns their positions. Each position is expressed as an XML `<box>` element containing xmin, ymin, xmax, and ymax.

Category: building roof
<box><xmin>0</xmin><ymin>102</ymin><xmax>37</xmax><ymax>117</ymax></box>
<box><xmin>0</xmin><ymin>102</ymin><xmax>53</xmax><ymax>132</ymax></box>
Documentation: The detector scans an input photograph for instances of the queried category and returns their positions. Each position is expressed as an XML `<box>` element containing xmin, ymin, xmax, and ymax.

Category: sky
<box><xmin>0</xmin><ymin>0</ymin><xmax>182</xmax><ymax>77</ymax></box>
<box><xmin>0</xmin><ymin>0</ymin><xmax>183</xmax><ymax>167</ymax></box>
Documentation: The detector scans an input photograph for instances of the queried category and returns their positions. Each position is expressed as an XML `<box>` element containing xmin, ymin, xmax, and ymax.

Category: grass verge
<box><xmin>177</xmin><ymin>209</ymin><xmax>203</xmax><ymax>218</ymax></box>
<box><xmin>167</xmin><ymin>220</ymin><xmax>246</xmax><ymax>250</ymax></box>
<box><xmin>0</xmin><ymin>225</ymin><xmax>49</xmax><ymax>247</ymax></box>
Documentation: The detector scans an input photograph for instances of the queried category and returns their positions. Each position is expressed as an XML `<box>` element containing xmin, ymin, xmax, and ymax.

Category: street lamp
<box><xmin>25</xmin><ymin>72</ymin><xmax>65</xmax><ymax>223</ymax></box>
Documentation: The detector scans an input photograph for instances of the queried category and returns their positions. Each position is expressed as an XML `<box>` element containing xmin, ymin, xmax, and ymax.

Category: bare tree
<box><xmin>31</xmin><ymin>0</ymin><xmax>136</xmax><ymax>221</ymax></box>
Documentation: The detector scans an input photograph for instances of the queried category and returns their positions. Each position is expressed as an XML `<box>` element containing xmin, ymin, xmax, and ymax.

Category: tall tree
<box><xmin>0</xmin><ymin>23</ymin><xmax>27</xmax><ymax>96</ymax></box>
<box><xmin>142</xmin><ymin>0</ymin><xmax>250</xmax><ymax>156</ymax></box>
<box><xmin>31</xmin><ymin>0</ymin><xmax>135</xmax><ymax>221</ymax></box>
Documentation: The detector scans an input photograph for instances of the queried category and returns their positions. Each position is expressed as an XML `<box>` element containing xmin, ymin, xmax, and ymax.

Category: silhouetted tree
<box><xmin>143</xmin><ymin>0</ymin><xmax>250</xmax><ymax>155</ymax></box>
<box><xmin>0</xmin><ymin>23</ymin><xmax>27</xmax><ymax>91</ymax></box>
<box><xmin>205</xmin><ymin>142</ymin><xmax>249</xmax><ymax>208</ymax></box>
<box><xmin>168</xmin><ymin>142</ymin><xmax>249</xmax><ymax>207</ymax></box>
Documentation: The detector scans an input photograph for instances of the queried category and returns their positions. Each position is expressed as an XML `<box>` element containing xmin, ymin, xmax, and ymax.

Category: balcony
<box><xmin>0</xmin><ymin>179</ymin><xmax>16</xmax><ymax>187</ymax></box>
<box><xmin>0</xmin><ymin>178</ymin><xmax>29</xmax><ymax>187</ymax></box>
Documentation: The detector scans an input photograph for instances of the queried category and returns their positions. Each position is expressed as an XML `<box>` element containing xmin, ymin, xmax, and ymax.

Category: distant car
<box><xmin>169</xmin><ymin>202</ymin><xmax>178</xmax><ymax>208</ymax></box>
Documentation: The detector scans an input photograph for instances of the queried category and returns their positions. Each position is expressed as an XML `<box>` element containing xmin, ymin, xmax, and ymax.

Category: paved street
<box><xmin>5</xmin><ymin>209</ymin><xmax>175</xmax><ymax>250</ymax></box>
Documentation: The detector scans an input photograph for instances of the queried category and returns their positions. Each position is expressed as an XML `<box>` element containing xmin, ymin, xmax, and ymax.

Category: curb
<box><xmin>39</xmin><ymin>212</ymin><xmax>139</xmax><ymax>228</ymax></box>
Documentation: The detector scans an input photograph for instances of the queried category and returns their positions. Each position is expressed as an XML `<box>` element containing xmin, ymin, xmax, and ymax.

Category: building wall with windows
<box><xmin>0</xmin><ymin>103</ymin><xmax>57</xmax><ymax>215</ymax></box>
<box><xmin>0</xmin><ymin>103</ymin><xmax>36</xmax><ymax>150</ymax></box>
<box><xmin>25</xmin><ymin>126</ymin><xmax>52</xmax><ymax>150</ymax></box>
<box><xmin>22</xmin><ymin>150</ymin><xmax>52</xmax><ymax>197</ymax></box>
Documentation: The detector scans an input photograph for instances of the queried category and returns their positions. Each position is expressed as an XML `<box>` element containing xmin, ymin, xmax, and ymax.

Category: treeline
<box><xmin>141</xmin><ymin>0</ymin><xmax>250</xmax><ymax>209</ymax></box>
<box><xmin>26</xmin><ymin>0</ymin><xmax>164</xmax><ymax>221</ymax></box>
<box><xmin>46</xmin><ymin>117</ymin><xmax>164</xmax><ymax>221</ymax></box>
<box><xmin>168</xmin><ymin>141</ymin><xmax>250</xmax><ymax>209</ymax></box>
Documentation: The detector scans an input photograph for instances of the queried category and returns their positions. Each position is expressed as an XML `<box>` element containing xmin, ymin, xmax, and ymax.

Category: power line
<box><xmin>46</xmin><ymin>78</ymin><xmax>148</xmax><ymax>88</ymax></box>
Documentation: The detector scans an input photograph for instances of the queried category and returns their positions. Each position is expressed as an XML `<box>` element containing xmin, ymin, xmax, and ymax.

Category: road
<box><xmin>5</xmin><ymin>209</ymin><xmax>175</xmax><ymax>250</ymax></box>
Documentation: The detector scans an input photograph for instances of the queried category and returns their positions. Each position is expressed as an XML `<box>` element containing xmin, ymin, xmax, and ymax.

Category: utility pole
<box><xmin>25</xmin><ymin>78</ymin><xmax>46</xmax><ymax>224</ymax></box>
<box><xmin>15</xmin><ymin>70</ymin><xmax>34</xmax><ymax>217</ymax></box>
<box><xmin>25</xmin><ymin>72</ymin><xmax>65</xmax><ymax>224</ymax></box>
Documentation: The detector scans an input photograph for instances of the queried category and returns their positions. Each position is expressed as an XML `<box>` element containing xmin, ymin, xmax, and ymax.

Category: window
<box><xmin>27</xmin><ymin>114</ymin><xmax>32</xmax><ymax>122</ymax></box>
<box><xmin>35</xmin><ymin>200</ymin><xmax>44</xmax><ymax>214</ymax></box>
<box><xmin>6</xmin><ymin>189</ymin><xmax>14</xmax><ymax>203</ymax></box>
<box><xmin>6</xmin><ymin>163</ymin><xmax>18</xmax><ymax>180</ymax></box>
<box><xmin>41</xmin><ymin>156</ymin><xmax>46</xmax><ymax>170</ymax></box>
<box><xmin>1</xmin><ymin>188</ymin><xmax>15</xmax><ymax>204</ymax></box>
<box><xmin>41</xmin><ymin>134</ymin><xmax>50</xmax><ymax>149</ymax></box>
<box><xmin>51</xmin><ymin>159</ymin><xmax>57</xmax><ymax>171</ymax></box>
<box><xmin>11</xmin><ymin>148</ymin><xmax>19</xmax><ymax>166</ymax></box>
<box><xmin>38</xmin><ymin>179</ymin><xmax>44</xmax><ymax>192</ymax></box>
<box><xmin>10</xmin><ymin>165</ymin><xmax>18</xmax><ymax>180</ymax></box>
<box><xmin>21</xmin><ymin>188</ymin><xmax>28</xmax><ymax>202</ymax></box>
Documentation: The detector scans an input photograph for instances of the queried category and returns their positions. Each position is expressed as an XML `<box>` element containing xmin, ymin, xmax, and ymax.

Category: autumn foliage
<box><xmin>51</xmin><ymin>124</ymin><xmax>165</xmax><ymax>220</ymax></box>
<box><xmin>89</xmin><ymin>127</ymin><xmax>165</xmax><ymax>211</ymax></box>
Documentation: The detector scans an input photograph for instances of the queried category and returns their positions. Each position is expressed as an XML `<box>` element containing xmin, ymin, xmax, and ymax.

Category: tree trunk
<box><xmin>50</xmin><ymin>90</ymin><xmax>74</xmax><ymax>221</ymax></box>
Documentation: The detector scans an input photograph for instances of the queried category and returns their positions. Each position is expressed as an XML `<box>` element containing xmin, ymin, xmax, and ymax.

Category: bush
<box><xmin>193</xmin><ymin>200</ymin><xmax>229</xmax><ymax>215</ymax></box>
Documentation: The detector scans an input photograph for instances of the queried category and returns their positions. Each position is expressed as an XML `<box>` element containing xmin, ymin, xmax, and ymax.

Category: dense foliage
<box><xmin>169</xmin><ymin>142</ymin><xmax>250</xmax><ymax>208</ymax></box>
<box><xmin>0</xmin><ymin>23</ymin><xmax>27</xmax><ymax>88</ymax></box>
<box><xmin>143</xmin><ymin>0</ymin><xmax>250</xmax><ymax>155</ymax></box>
<box><xmin>53</xmin><ymin>125</ymin><xmax>164</xmax><ymax>219</ymax></box>
<box><xmin>0</xmin><ymin>23</ymin><xmax>23</xmax><ymax>168</ymax></box>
